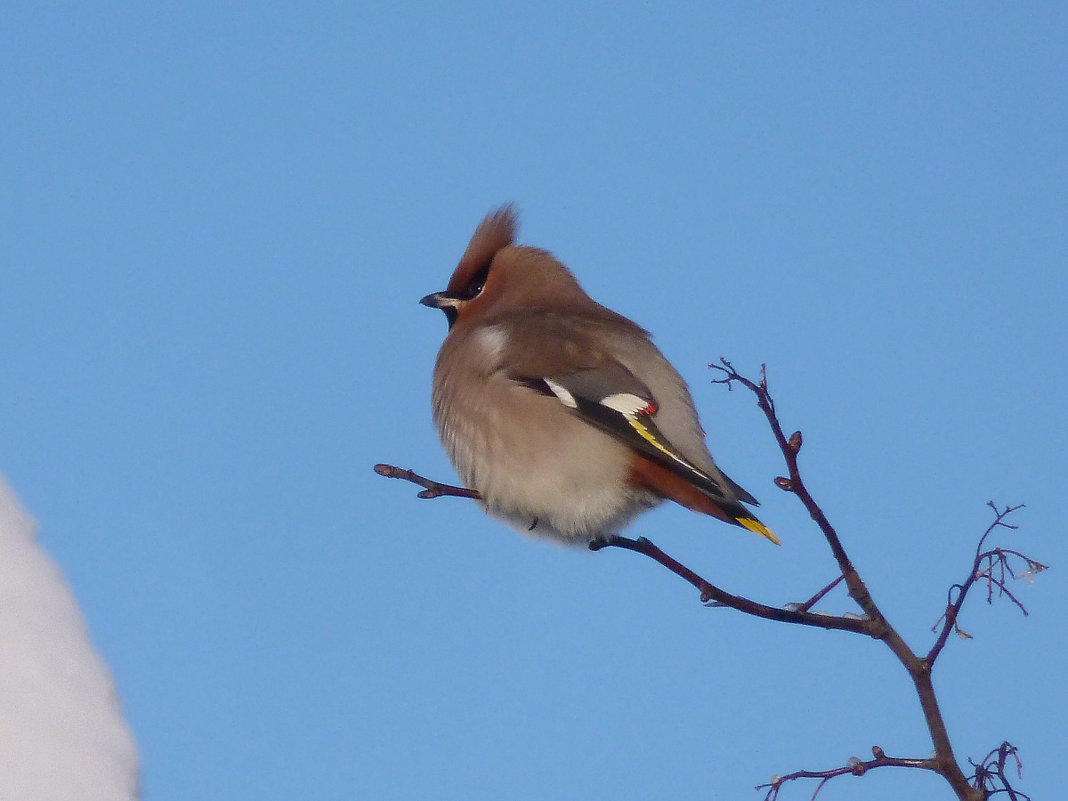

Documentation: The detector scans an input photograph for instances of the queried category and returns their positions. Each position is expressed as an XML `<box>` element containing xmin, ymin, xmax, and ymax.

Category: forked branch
<box><xmin>928</xmin><ymin>502</ymin><xmax>1046</xmax><ymax>663</ymax></box>
<box><xmin>756</xmin><ymin>746</ymin><xmax>937</xmax><ymax>801</ymax></box>
<box><xmin>377</xmin><ymin>361</ymin><xmax>1044</xmax><ymax>800</ymax></box>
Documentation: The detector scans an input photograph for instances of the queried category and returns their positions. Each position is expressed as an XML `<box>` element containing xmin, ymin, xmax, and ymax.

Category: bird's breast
<box><xmin>433</xmin><ymin>370</ymin><xmax>656</xmax><ymax>541</ymax></box>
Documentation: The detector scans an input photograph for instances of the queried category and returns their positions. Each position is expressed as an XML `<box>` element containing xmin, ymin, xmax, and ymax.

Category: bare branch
<box><xmin>797</xmin><ymin>574</ymin><xmax>847</xmax><ymax>613</ymax></box>
<box><xmin>928</xmin><ymin>504</ymin><xmax>1047</xmax><ymax>665</ymax></box>
<box><xmin>373</xmin><ymin>464</ymin><xmax>871</xmax><ymax>634</ymax></box>
<box><xmin>710</xmin><ymin>359</ymin><xmax>884</xmax><ymax>628</ymax></box>
<box><xmin>968</xmin><ymin>742</ymin><xmax>1031</xmax><ymax>801</ymax></box>
<box><xmin>591</xmin><ymin>535</ymin><xmax>871</xmax><ymax>634</ymax></box>
<box><xmin>756</xmin><ymin>746</ymin><xmax>939</xmax><ymax>800</ymax></box>
<box><xmin>378</xmin><ymin>360</ymin><xmax>1044</xmax><ymax>801</ymax></box>
<box><xmin>373</xmin><ymin>463</ymin><xmax>482</xmax><ymax>500</ymax></box>
<box><xmin>709</xmin><ymin>360</ymin><xmax>984</xmax><ymax>801</ymax></box>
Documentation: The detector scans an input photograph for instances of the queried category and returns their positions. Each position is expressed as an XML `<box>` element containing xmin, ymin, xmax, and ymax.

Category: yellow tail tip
<box><xmin>738</xmin><ymin>517</ymin><xmax>781</xmax><ymax>546</ymax></box>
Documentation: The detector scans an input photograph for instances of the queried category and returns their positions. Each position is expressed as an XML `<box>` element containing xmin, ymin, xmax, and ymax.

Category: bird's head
<box><xmin>421</xmin><ymin>205</ymin><xmax>592</xmax><ymax>329</ymax></box>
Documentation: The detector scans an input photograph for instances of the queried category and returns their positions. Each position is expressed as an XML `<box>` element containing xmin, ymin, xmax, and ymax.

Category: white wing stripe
<box><xmin>600</xmin><ymin>392</ymin><xmax>649</xmax><ymax>417</ymax></box>
<box><xmin>543</xmin><ymin>378</ymin><xmax>578</xmax><ymax>408</ymax></box>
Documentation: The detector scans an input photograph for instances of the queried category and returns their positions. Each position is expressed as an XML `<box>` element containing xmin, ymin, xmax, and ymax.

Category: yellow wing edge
<box><xmin>627</xmin><ymin>416</ymin><xmax>781</xmax><ymax>546</ymax></box>
<box><xmin>738</xmin><ymin>517</ymin><xmax>781</xmax><ymax>546</ymax></box>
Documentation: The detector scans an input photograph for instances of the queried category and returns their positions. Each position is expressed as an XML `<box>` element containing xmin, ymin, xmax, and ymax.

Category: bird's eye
<box><xmin>463</xmin><ymin>265</ymin><xmax>490</xmax><ymax>299</ymax></box>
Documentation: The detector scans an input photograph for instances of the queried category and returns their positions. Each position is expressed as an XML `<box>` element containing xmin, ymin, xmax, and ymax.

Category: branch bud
<box><xmin>774</xmin><ymin>476</ymin><xmax>793</xmax><ymax>491</ymax></box>
<box><xmin>872</xmin><ymin>745</ymin><xmax>885</xmax><ymax>759</ymax></box>
<box><xmin>788</xmin><ymin>430</ymin><xmax>803</xmax><ymax>452</ymax></box>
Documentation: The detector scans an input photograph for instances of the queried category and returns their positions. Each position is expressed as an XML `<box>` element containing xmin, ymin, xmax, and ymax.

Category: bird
<box><xmin>420</xmin><ymin>206</ymin><xmax>778</xmax><ymax>546</ymax></box>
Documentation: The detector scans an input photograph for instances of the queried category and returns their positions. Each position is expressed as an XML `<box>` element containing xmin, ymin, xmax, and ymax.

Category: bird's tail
<box><xmin>734</xmin><ymin>515</ymin><xmax>780</xmax><ymax>545</ymax></box>
<box><xmin>629</xmin><ymin>457</ymin><xmax>780</xmax><ymax>545</ymax></box>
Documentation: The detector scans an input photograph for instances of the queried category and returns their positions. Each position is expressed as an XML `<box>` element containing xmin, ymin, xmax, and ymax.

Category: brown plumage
<box><xmin>421</xmin><ymin>206</ymin><xmax>778</xmax><ymax>545</ymax></box>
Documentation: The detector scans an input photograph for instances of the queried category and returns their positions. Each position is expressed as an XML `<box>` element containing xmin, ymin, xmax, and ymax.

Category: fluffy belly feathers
<box><xmin>435</xmin><ymin>381</ymin><xmax>657</xmax><ymax>542</ymax></box>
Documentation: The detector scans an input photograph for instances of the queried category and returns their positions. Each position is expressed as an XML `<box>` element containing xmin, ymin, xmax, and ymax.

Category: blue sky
<box><xmin>2</xmin><ymin>4</ymin><xmax>1065</xmax><ymax>799</ymax></box>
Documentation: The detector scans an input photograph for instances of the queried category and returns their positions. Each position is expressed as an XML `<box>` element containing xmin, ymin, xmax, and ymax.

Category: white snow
<box><xmin>0</xmin><ymin>476</ymin><xmax>139</xmax><ymax>801</ymax></box>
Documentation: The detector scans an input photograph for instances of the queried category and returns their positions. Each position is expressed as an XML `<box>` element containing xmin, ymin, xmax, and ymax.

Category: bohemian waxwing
<box><xmin>421</xmin><ymin>206</ymin><xmax>778</xmax><ymax>546</ymax></box>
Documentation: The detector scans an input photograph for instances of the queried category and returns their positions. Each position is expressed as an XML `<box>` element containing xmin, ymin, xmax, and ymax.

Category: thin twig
<box><xmin>798</xmin><ymin>574</ymin><xmax>847</xmax><ymax>613</ymax></box>
<box><xmin>756</xmin><ymin>747</ymin><xmax>939</xmax><ymax>801</ymax></box>
<box><xmin>969</xmin><ymin>742</ymin><xmax>1031</xmax><ymax>801</ymax></box>
<box><xmin>373</xmin><ymin>463</ymin><xmax>482</xmax><ymax>500</ymax></box>
<box><xmin>591</xmin><ymin>536</ymin><xmax>871</xmax><ymax>634</ymax></box>
<box><xmin>710</xmin><ymin>360</ymin><xmax>884</xmax><ymax>629</ymax></box>
<box><xmin>927</xmin><ymin>504</ymin><xmax>1043</xmax><ymax>665</ymax></box>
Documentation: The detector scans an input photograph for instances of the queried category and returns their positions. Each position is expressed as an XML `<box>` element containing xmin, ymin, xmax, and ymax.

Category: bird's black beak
<box><xmin>420</xmin><ymin>291</ymin><xmax>460</xmax><ymax>328</ymax></box>
<box><xmin>419</xmin><ymin>291</ymin><xmax>449</xmax><ymax>309</ymax></box>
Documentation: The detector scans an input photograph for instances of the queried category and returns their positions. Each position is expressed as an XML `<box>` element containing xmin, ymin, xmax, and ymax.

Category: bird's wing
<box><xmin>498</xmin><ymin>313</ymin><xmax>776</xmax><ymax>543</ymax></box>
<box><xmin>514</xmin><ymin>362</ymin><xmax>742</xmax><ymax>507</ymax></box>
<box><xmin>496</xmin><ymin>310</ymin><xmax>758</xmax><ymax>506</ymax></box>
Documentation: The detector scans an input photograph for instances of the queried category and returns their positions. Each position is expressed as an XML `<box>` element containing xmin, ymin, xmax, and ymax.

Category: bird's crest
<box><xmin>449</xmin><ymin>205</ymin><xmax>517</xmax><ymax>292</ymax></box>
